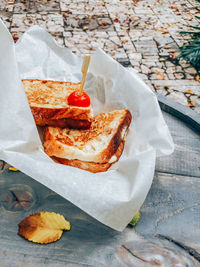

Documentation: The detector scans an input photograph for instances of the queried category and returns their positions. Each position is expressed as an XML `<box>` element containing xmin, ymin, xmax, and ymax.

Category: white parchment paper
<box><xmin>0</xmin><ymin>21</ymin><xmax>174</xmax><ymax>231</ymax></box>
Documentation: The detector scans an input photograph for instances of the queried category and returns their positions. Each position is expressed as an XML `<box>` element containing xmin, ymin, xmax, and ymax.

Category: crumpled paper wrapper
<box><xmin>0</xmin><ymin>21</ymin><xmax>174</xmax><ymax>231</ymax></box>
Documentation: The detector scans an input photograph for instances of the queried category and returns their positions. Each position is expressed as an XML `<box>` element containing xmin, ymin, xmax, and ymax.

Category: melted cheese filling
<box><xmin>55</xmin><ymin>124</ymin><xmax>128</xmax><ymax>163</ymax></box>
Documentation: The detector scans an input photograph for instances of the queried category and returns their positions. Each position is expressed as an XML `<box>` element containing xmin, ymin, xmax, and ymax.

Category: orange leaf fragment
<box><xmin>185</xmin><ymin>89</ymin><xmax>194</xmax><ymax>94</ymax></box>
<box><xmin>156</xmin><ymin>27</ymin><xmax>168</xmax><ymax>34</ymax></box>
<box><xmin>18</xmin><ymin>212</ymin><xmax>70</xmax><ymax>244</ymax></box>
<box><xmin>99</xmin><ymin>21</ymin><xmax>108</xmax><ymax>26</ymax></box>
<box><xmin>195</xmin><ymin>75</ymin><xmax>199</xmax><ymax>81</ymax></box>
<box><xmin>122</xmin><ymin>40</ymin><xmax>128</xmax><ymax>44</ymax></box>
<box><xmin>186</xmin><ymin>103</ymin><xmax>195</xmax><ymax>108</ymax></box>
<box><xmin>157</xmin><ymin>70</ymin><xmax>165</xmax><ymax>80</ymax></box>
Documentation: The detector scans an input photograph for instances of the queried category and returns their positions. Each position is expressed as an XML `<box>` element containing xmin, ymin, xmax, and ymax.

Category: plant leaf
<box><xmin>189</xmin><ymin>25</ymin><xmax>200</xmax><ymax>30</ymax></box>
<box><xmin>195</xmin><ymin>15</ymin><xmax>200</xmax><ymax>21</ymax></box>
<box><xmin>185</xmin><ymin>89</ymin><xmax>194</xmax><ymax>94</ymax></box>
<box><xmin>129</xmin><ymin>210</ymin><xmax>141</xmax><ymax>227</ymax></box>
<box><xmin>18</xmin><ymin>212</ymin><xmax>71</xmax><ymax>244</ymax></box>
<box><xmin>9</xmin><ymin>167</ymin><xmax>19</xmax><ymax>171</ymax></box>
<box><xmin>180</xmin><ymin>31</ymin><xmax>200</xmax><ymax>37</ymax></box>
<box><xmin>179</xmin><ymin>39</ymin><xmax>200</xmax><ymax>70</ymax></box>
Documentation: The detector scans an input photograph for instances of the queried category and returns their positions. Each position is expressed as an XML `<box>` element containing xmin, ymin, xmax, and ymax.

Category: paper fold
<box><xmin>0</xmin><ymin>22</ymin><xmax>174</xmax><ymax>231</ymax></box>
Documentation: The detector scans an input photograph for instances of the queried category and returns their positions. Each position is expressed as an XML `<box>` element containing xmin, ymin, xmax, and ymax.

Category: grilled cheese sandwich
<box><xmin>44</xmin><ymin>109</ymin><xmax>132</xmax><ymax>172</ymax></box>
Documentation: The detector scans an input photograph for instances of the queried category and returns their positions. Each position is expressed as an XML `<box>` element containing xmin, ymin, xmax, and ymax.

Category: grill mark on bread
<box><xmin>23</xmin><ymin>79</ymin><xmax>92</xmax><ymax>128</ymax></box>
<box><xmin>31</xmin><ymin>106</ymin><xmax>92</xmax><ymax>121</ymax></box>
<box><xmin>24</xmin><ymin>79</ymin><xmax>81</xmax><ymax>106</ymax></box>
<box><xmin>52</xmin><ymin>111</ymin><xmax>118</xmax><ymax>146</ymax></box>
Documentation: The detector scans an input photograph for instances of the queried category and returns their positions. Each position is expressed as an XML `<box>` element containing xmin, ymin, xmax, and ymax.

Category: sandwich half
<box><xmin>23</xmin><ymin>79</ymin><xmax>92</xmax><ymax>129</ymax></box>
<box><xmin>43</xmin><ymin>109</ymin><xmax>132</xmax><ymax>173</ymax></box>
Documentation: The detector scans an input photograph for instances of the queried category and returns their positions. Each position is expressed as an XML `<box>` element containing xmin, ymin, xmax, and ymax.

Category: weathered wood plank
<box><xmin>156</xmin><ymin>112</ymin><xmax>200</xmax><ymax>177</ymax></box>
<box><xmin>136</xmin><ymin>171</ymin><xmax>200</xmax><ymax>254</ymax></box>
<box><xmin>0</xmin><ymin>170</ymin><xmax>199</xmax><ymax>266</ymax></box>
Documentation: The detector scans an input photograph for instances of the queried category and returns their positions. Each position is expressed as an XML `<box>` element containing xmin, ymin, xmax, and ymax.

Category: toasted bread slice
<box><xmin>23</xmin><ymin>79</ymin><xmax>92</xmax><ymax>129</ymax></box>
<box><xmin>52</xmin><ymin>141</ymin><xmax>124</xmax><ymax>173</ymax></box>
<box><xmin>44</xmin><ymin>109</ymin><xmax>132</xmax><ymax>164</ymax></box>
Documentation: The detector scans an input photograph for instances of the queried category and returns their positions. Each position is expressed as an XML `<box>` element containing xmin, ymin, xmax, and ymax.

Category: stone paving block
<box><xmin>123</xmin><ymin>43</ymin><xmax>136</xmax><ymax>51</ymax></box>
<box><xmin>149</xmin><ymin>73</ymin><xmax>168</xmax><ymax>80</ymax></box>
<box><xmin>174</xmin><ymin>72</ymin><xmax>185</xmax><ymax>79</ymax></box>
<box><xmin>130</xmin><ymin>60</ymin><xmax>140</xmax><ymax>66</ymax></box>
<box><xmin>185</xmin><ymin>67</ymin><xmax>198</xmax><ymax>75</ymax></box>
<box><xmin>168</xmin><ymin>91</ymin><xmax>188</xmax><ymax>105</ymax></box>
<box><xmin>106</xmin><ymin>2</ymin><xmax>133</xmax><ymax>18</ymax></box>
<box><xmin>152</xmin><ymin>80</ymin><xmax>200</xmax><ymax>96</ymax></box>
<box><xmin>11</xmin><ymin>13</ymin><xmax>64</xmax><ymax>33</ymax></box>
<box><xmin>143</xmin><ymin>55</ymin><xmax>160</xmax><ymax>61</ymax></box>
<box><xmin>128</xmin><ymin>30</ymin><xmax>142</xmax><ymax>41</ymax></box>
<box><xmin>14</xmin><ymin>0</ymin><xmax>60</xmax><ymax>13</ymax></box>
<box><xmin>128</xmin><ymin>52</ymin><xmax>142</xmax><ymax>61</ymax></box>
<box><xmin>141</xmin><ymin>64</ymin><xmax>150</xmax><ymax>74</ymax></box>
<box><xmin>141</xmin><ymin>60</ymin><xmax>157</xmax><ymax>67</ymax></box>
<box><xmin>64</xmin><ymin>27</ymin><xmax>128</xmax><ymax>61</ymax></box>
<box><xmin>60</xmin><ymin>0</ymin><xmax>107</xmax><ymax>15</ymax></box>
<box><xmin>0</xmin><ymin>0</ymin><xmax>14</xmax><ymax>12</ymax></box>
<box><xmin>0</xmin><ymin>11</ymin><xmax>12</xmax><ymax>28</ymax></box>
<box><xmin>63</xmin><ymin>13</ymin><xmax>114</xmax><ymax>31</ymax></box>
<box><xmin>167</xmin><ymin>73</ymin><xmax>175</xmax><ymax>80</ymax></box>
<box><xmin>133</xmin><ymin>6</ymin><xmax>154</xmax><ymax>15</ymax></box>
<box><xmin>0</xmin><ymin>0</ymin><xmax>7</xmax><ymax>10</ymax></box>
<box><xmin>185</xmin><ymin>73</ymin><xmax>195</xmax><ymax>80</ymax></box>
<box><xmin>138</xmin><ymin>73</ymin><xmax>148</xmax><ymax>80</ymax></box>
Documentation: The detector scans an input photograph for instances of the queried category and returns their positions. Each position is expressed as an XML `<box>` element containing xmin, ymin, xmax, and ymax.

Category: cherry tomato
<box><xmin>68</xmin><ymin>90</ymin><xmax>90</xmax><ymax>107</ymax></box>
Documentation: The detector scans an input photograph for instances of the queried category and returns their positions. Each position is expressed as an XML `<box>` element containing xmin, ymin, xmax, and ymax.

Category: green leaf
<box><xmin>195</xmin><ymin>15</ymin><xmax>200</xmax><ymax>21</ymax></box>
<box><xmin>179</xmin><ymin>39</ymin><xmax>200</xmax><ymax>70</ymax></box>
<box><xmin>178</xmin><ymin>0</ymin><xmax>200</xmax><ymax>70</ymax></box>
<box><xmin>129</xmin><ymin>210</ymin><xmax>141</xmax><ymax>227</ymax></box>
<box><xmin>189</xmin><ymin>25</ymin><xmax>200</xmax><ymax>30</ymax></box>
<box><xmin>180</xmin><ymin>31</ymin><xmax>200</xmax><ymax>37</ymax></box>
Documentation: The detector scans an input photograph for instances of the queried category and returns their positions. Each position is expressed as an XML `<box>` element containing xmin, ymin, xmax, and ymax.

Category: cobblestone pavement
<box><xmin>0</xmin><ymin>0</ymin><xmax>200</xmax><ymax>113</ymax></box>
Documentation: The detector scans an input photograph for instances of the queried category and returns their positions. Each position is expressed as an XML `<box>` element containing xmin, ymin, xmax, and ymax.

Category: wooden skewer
<box><xmin>80</xmin><ymin>55</ymin><xmax>91</xmax><ymax>94</ymax></box>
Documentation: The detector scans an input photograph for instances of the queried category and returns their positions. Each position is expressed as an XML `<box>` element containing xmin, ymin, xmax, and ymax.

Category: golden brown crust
<box><xmin>44</xmin><ymin>118</ymin><xmax>91</xmax><ymax>129</ymax></box>
<box><xmin>23</xmin><ymin>79</ymin><xmax>79</xmax><ymax>85</ymax></box>
<box><xmin>98</xmin><ymin>109</ymin><xmax>132</xmax><ymax>163</ymax></box>
<box><xmin>23</xmin><ymin>79</ymin><xmax>92</xmax><ymax>127</ymax></box>
<box><xmin>31</xmin><ymin>106</ymin><xmax>92</xmax><ymax>129</ymax></box>
<box><xmin>43</xmin><ymin>127</ymin><xmax>67</xmax><ymax>157</ymax></box>
<box><xmin>30</xmin><ymin>106</ymin><xmax>92</xmax><ymax>122</ymax></box>
<box><xmin>52</xmin><ymin>141</ymin><xmax>125</xmax><ymax>173</ymax></box>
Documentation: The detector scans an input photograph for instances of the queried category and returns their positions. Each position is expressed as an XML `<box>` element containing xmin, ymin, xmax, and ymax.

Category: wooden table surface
<box><xmin>0</xmin><ymin>98</ymin><xmax>199</xmax><ymax>267</ymax></box>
